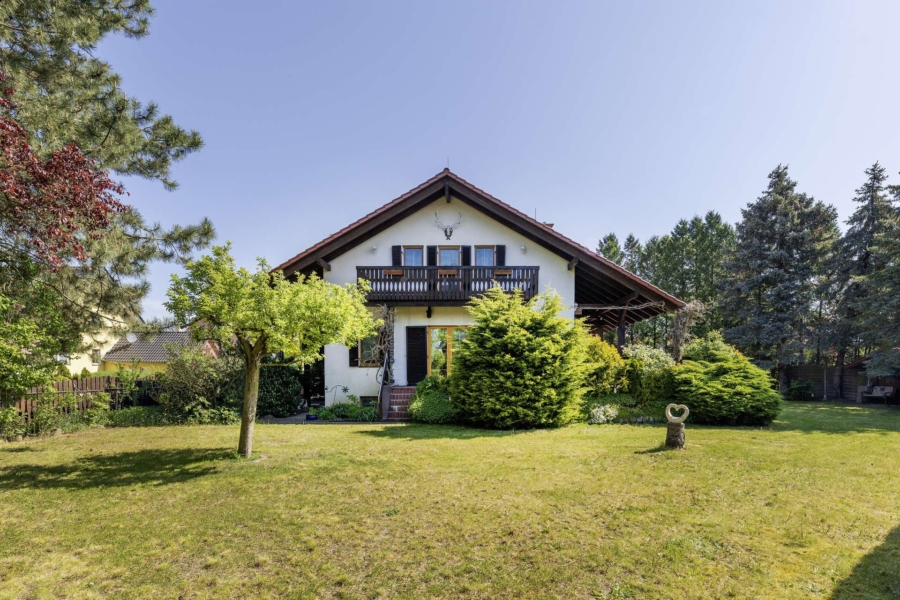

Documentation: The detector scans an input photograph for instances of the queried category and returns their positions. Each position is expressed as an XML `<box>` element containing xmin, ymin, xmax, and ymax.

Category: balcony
<box><xmin>356</xmin><ymin>265</ymin><xmax>540</xmax><ymax>305</ymax></box>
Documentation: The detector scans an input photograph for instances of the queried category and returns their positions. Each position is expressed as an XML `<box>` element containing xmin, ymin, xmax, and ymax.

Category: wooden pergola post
<box><xmin>614</xmin><ymin>291</ymin><xmax>638</xmax><ymax>354</ymax></box>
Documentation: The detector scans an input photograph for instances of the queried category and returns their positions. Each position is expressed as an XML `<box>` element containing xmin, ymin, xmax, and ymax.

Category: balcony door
<box><xmin>428</xmin><ymin>326</ymin><xmax>467</xmax><ymax>377</ymax></box>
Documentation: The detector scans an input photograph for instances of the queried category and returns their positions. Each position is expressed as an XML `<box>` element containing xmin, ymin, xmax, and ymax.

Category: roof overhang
<box><xmin>273</xmin><ymin>169</ymin><xmax>684</xmax><ymax>331</ymax></box>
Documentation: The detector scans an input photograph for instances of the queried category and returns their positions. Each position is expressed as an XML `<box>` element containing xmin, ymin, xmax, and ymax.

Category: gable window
<box><xmin>403</xmin><ymin>246</ymin><xmax>423</xmax><ymax>267</ymax></box>
<box><xmin>358</xmin><ymin>334</ymin><xmax>381</xmax><ymax>367</ymax></box>
<box><xmin>475</xmin><ymin>246</ymin><xmax>495</xmax><ymax>266</ymax></box>
<box><xmin>91</xmin><ymin>349</ymin><xmax>101</xmax><ymax>366</ymax></box>
<box><xmin>439</xmin><ymin>246</ymin><xmax>460</xmax><ymax>266</ymax></box>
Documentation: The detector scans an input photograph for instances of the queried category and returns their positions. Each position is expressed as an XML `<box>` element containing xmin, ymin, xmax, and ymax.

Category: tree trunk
<box><xmin>238</xmin><ymin>351</ymin><xmax>262</xmax><ymax>458</ymax></box>
<box><xmin>777</xmin><ymin>365</ymin><xmax>789</xmax><ymax>393</ymax></box>
<box><xmin>833</xmin><ymin>349</ymin><xmax>845</xmax><ymax>400</ymax></box>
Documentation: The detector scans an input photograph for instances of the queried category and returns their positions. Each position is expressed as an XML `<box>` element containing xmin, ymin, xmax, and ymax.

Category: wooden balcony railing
<box><xmin>356</xmin><ymin>266</ymin><xmax>540</xmax><ymax>304</ymax></box>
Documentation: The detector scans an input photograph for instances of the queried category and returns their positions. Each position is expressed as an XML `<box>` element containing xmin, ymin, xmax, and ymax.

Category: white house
<box><xmin>274</xmin><ymin>170</ymin><xmax>682</xmax><ymax>419</ymax></box>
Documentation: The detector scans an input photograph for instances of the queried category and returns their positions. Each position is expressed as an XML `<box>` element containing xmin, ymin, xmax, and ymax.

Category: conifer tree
<box><xmin>0</xmin><ymin>1</ymin><xmax>201</xmax><ymax>189</ymax></box>
<box><xmin>855</xmin><ymin>176</ymin><xmax>900</xmax><ymax>375</ymax></box>
<box><xmin>597</xmin><ymin>233</ymin><xmax>623</xmax><ymax>264</ymax></box>
<box><xmin>0</xmin><ymin>3</ymin><xmax>215</xmax><ymax>379</ymax></box>
<box><xmin>829</xmin><ymin>163</ymin><xmax>895</xmax><ymax>382</ymax></box>
<box><xmin>721</xmin><ymin>165</ymin><xmax>838</xmax><ymax>387</ymax></box>
<box><xmin>622</xmin><ymin>234</ymin><xmax>643</xmax><ymax>273</ymax></box>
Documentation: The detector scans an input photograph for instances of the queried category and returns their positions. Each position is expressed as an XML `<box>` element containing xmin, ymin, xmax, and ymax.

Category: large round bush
<box><xmin>449</xmin><ymin>287</ymin><xmax>586</xmax><ymax>429</ymax></box>
<box><xmin>672</xmin><ymin>332</ymin><xmax>781</xmax><ymax>426</ymax></box>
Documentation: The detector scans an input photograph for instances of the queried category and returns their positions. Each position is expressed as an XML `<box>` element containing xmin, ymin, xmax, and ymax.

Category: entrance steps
<box><xmin>385</xmin><ymin>386</ymin><xmax>415</xmax><ymax>422</ymax></box>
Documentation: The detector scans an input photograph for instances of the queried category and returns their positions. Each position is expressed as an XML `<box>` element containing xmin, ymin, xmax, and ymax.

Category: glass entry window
<box><xmin>428</xmin><ymin>326</ymin><xmax>468</xmax><ymax>376</ymax></box>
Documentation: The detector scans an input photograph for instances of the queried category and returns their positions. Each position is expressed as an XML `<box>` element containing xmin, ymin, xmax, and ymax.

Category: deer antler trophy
<box><xmin>435</xmin><ymin>212</ymin><xmax>462</xmax><ymax>240</ymax></box>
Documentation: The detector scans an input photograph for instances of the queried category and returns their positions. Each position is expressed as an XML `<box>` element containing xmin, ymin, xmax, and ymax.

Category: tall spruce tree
<box><xmin>829</xmin><ymin>163</ymin><xmax>895</xmax><ymax>381</ymax></box>
<box><xmin>855</xmin><ymin>176</ymin><xmax>900</xmax><ymax>375</ymax></box>
<box><xmin>597</xmin><ymin>233</ymin><xmax>623</xmax><ymax>265</ymax></box>
<box><xmin>721</xmin><ymin>165</ymin><xmax>838</xmax><ymax>387</ymax></box>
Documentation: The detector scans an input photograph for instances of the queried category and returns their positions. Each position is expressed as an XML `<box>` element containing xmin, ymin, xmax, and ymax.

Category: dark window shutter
<box><xmin>426</xmin><ymin>246</ymin><xmax>437</xmax><ymax>266</ymax></box>
<box><xmin>406</xmin><ymin>327</ymin><xmax>428</xmax><ymax>385</ymax></box>
<box><xmin>391</xmin><ymin>245</ymin><xmax>402</xmax><ymax>266</ymax></box>
<box><xmin>348</xmin><ymin>343</ymin><xmax>359</xmax><ymax>367</ymax></box>
<box><xmin>461</xmin><ymin>246</ymin><xmax>471</xmax><ymax>266</ymax></box>
<box><xmin>496</xmin><ymin>245</ymin><xmax>506</xmax><ymax>266</ymax></box>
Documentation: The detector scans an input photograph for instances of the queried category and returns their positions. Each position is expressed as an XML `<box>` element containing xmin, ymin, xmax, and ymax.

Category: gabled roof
<box><xmin>102</xmin><ymin>331</ymin><xmax>192</xmax><ymax>364</ymax></box>
<box><xmin>274</xmin><ymin>169</ymin><xmax>684</xmax><ymax>330</ymax></box>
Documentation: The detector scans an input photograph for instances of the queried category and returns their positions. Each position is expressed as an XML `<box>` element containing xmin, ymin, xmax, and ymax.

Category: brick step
<box><xmin>389</xmin><ymin>392</ymin><xmax>415</xmax><ymax>400</ymax></box>
<box><xmin>388</xmin><ymin>409</ymin><xmax>409</xmax><ymax>417</ymax></box>
<box><xmin>389</xmin><ymin>400</ymin><xmax>411</xmax><ymax>407</ymax></box>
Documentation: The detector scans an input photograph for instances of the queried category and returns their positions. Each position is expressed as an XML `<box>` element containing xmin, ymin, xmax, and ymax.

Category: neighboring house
<box><xmin>100</xmin><ymin>331</ymin><xmax>217</xmax><ymax>375</ymax></box>
<box><xmin>62</xmin><ymin>314</ymin><xmax>128</xmax><ymax>376</ymax></box>
<box><xmin>274</xmin><ymin>169</ymin><xmax>683</xmax><ymax>408</ymax></box>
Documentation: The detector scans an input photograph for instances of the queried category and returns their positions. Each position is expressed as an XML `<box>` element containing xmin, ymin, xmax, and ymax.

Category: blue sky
<box><xmin>98</xmin><ymin>0</ymin><xmax>900</xmax><ymax>318</ymax></box>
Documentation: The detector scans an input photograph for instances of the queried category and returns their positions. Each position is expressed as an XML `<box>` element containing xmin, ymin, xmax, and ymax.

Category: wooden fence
<box><xmin>0</xmin><ymin>376</ymin><xmax>158</xmax><ymax>424</ymax></box>
<box><xmin>786</xmin><ymin>364</ymin><xmax>900</xmax><ymax>401</ymax></box>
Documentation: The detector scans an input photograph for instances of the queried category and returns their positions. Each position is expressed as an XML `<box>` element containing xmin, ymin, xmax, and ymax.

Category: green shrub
<box><xmin>0</xmin><ymin>406</ymin><xmax>24</xmax><ymax>441</ymax></box>
<box><xmin>582</xmin><ymin>393</ymin><xmax>666</xmax><ymax>423</ymax></box>
<box><xmin>155</xmin><ymin>345</ymin><xmax>242</xmax><ymax>424</ymax></box>
<box><xmin>311</xmin><ymin>403</ymin><xmax>377</xmax><ymax>422</ymax></box>
<box><xmin>785</xmin><ymin>380</ymin><xmax>814</xmax><ymax>402</ymax></box>
<box><xmin>409</xmin><ymin>375</ymin><xmax>454</xmax><ymax>424</ymax></box>
<box><xmin>673</xmin><ymin>332</ymin><xmax>781</xmax><ymax>426</ymax></box>
<box><xmin>29</xmin><ymin>390</ymin><xmax>78</xmax><ymax>435</ymax></box>
<box><xmin>623</xmin><ymin>345</ymin><xmax>676</xmax><ymax>403</ymax></box>
<box><xmin>254</xmin><ymin>360</ymin><xmax>304</xmax><ymax>418</ymax></box>
<box><xmin>588</xmin><ymin>404</ymin><xmax>618</xmax><ymax>424</ymax></box>
<box><xmin>82</xmin><ymin>392</ymin><xmax>111</xmax><ymax>426</ymax></box>
<box><xmin>449</xmin><ymin>287</ymin><xmax>587</xmax><ymax>429</ymax></box>
<box><xmin>583</xmin><ymin>337</ymin><xmax>627</xmax><ymax>397</ymax></box>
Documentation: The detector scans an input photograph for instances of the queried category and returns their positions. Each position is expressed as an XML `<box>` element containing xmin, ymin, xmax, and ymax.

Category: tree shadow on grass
<box><xmin>831</xmin><ymin>525</ymin><xmax>900</xmax><ymax>599</ymax></box>
<box><xmin>0</xmin><ymin>447</ymin><xmax>230</xmax><ymax>491</ymax></box>
<box><xmin>357</xmin><ymin>423</ymin><xmax>532</xmax><ymax>441</ymax></box>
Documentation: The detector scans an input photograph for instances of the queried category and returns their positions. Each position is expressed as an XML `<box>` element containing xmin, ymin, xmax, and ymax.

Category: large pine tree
<box><xmin>597</xmin><ymin>233</ymin><xmax>623</xmax><ymax>264</ymax></box>
<box><xmin>855</xmin><ymin>176</ymin><xmax>900</xmax><ymax>375</ymax></box>
<box><xmin>0</xmin><ymin>2</ymin><xmax>214</xmax><ymax>386</ymax></box>
<box><xmin>828</xmin><ymin>163</ymin><xmax>895</xmax><ymax>385</ymax></box>
<box><xmin>721</xmin><ymin>165</ymin><xmax>838</xmax><ymax>386</ymax></box>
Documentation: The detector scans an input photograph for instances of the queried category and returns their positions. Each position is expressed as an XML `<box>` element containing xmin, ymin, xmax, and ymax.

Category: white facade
<box><xmin>322</xmin><ymin>196</ymin><xmax>575</xmax><ymax>403</ymax></box>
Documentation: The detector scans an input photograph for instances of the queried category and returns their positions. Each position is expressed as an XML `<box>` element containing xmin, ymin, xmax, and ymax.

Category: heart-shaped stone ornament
<box><xmin>665</xmin><ymin>403</ymin><xmax>690</xmax><ymax>424</ymax></box>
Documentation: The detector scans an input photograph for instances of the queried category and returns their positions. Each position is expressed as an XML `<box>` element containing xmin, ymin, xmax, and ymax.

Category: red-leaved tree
<box><xmin>0</xmin><ymin>69</ymin><xmax>128</xmax><ymax>267</ymax></box>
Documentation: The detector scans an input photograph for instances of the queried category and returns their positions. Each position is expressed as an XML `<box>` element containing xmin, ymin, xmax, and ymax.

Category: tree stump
<box><xmin>665</xmin><ymin>422</ymin><xmax>685</xmax><ymax>449</ymax></box>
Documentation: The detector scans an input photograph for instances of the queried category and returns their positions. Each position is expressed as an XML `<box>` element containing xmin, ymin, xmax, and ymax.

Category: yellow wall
<box><xmin>66</xmin><ymin>329</ymin><xmax>121</xmax><ymax>376</ymax></box>
<box><xmin>99</xmin><ymin>361</ymin><xmax>168</xmax><ymax>376</ymax></box>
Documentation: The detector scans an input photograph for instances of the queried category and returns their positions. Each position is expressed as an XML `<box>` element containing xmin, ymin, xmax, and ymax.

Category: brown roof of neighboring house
<box><xmin>273</xmin><ymin>169</ymin><xmax>684</xmax><ymax>329</ymax></box>
<box><xmin>102</xmin><ymin>331</ymin><xmax>193</xmax><ymax>364</ymax></box>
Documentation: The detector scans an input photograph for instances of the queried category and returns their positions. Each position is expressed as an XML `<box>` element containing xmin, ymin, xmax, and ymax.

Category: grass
<box><xmin>0</xmin><ymin>404</ymin><xmax>898</xmax><ymax>599</ymax></box>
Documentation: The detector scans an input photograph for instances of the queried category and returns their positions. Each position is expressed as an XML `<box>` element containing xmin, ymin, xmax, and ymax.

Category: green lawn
<box><xmin>1</xmin><ymin>405</ymin><xmax>898</xmax><ymax>599</ymax></box>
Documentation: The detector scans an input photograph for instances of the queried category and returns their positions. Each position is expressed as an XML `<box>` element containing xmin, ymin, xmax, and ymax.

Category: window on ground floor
<box><xmin>358</xmin><ymin>334</ymin><xmax>382</xmax><ymax>367</ymax></box>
